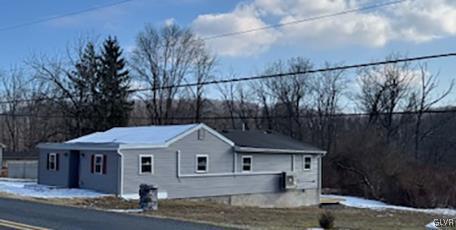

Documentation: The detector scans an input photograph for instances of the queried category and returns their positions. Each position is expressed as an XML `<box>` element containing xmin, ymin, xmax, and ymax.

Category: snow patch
<box><xmin>121</xmin><ymin>191</ymin><xmax>168</xmax><ymax>200</ymax></box>
<box><xmin>322</xmin><ymin>194</ymin><xmax>456</xmax><ymax>216</ymax></box>
<box><xmin>105</xmin><ymin>208</ymin><xmax>144</xmax><ymax>213</ymax></box>
<box><xmin>0</xmin><ymin>179</ymin><xmax>107</xmax><ymax>198</ymax></box>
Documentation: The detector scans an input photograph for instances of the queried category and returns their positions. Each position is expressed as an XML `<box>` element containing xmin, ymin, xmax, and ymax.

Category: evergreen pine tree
<box><xmin>67</xmin><ymin>42</ymin><xmax>101</xmax><ymax>135</ymax></box>
<box><xmin>98</xmin><ymin>36</ymin><xmax>133</xmax><ymax>130</ymax></box>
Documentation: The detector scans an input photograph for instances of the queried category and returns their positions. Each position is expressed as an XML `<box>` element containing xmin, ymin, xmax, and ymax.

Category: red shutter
<box><xmin>46</xmin><ymin>154</ymin><xmax>50</xmax><ymax>170</ymax></box>
<box><xmin>91</xmin><ymin>155</ymin><xmax>94</xmax><ymax>173</ymax></box>
<box><xmin>56</xmin><ymin>154</ymin><xmax>60</xmax><ymax>171</ymax></box>
<box><xmin>102</xmin><ymin>155</ymin><xmax>107</xmax><ymax>174</ymax></box>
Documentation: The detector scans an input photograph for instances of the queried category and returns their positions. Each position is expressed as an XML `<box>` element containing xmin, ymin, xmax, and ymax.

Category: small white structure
<box><xmin>7</xmin><ymin>160</ymin><xmax>38</xmax><ymax>179</ymax></box>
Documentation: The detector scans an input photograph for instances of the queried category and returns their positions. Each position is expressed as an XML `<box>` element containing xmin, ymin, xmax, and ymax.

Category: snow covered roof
<box><xmin>66</xmin><ymin>124</ymin><xmax>199</xmax><ymax>146</ymax></box>
<box><xmin>38</xmin><ymin>124</ymin><xmax>235</xmax><ymax>150</ymax></box>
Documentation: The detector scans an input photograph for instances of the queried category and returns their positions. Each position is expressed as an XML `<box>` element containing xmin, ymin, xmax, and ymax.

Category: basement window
<box><xmin>304</xmin><ymin>156</ymin><xmax>312</xmax><ymax>170</ymax></box>
<box><xmin>196</xmin><ymin>155</ymin><xmax>208</xmax><ymax>173</ymax></box>
<box><xmin>139</xmin><ymin>155</ymin><xmax>154</xmax><ymax>174</ymax></box>
<box><xmin>242</xmin><ymin>156</ymin><xmax>252</xmax><ymax>172</ymax></box>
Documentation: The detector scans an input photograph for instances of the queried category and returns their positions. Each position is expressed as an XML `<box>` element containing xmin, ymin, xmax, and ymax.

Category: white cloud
<box><xmin>164</xmin><ymin>18</ymin><xmax>176</xmax><ymax>27</ymax></box>
<box><xmin>391</xmin><ymin>0</ymin><xmax>456</xmax><ymax>42</ymax></box>
<box><xmin>192</xmin><ymin>3</ymin><xmax>279</xmax><ymax>57</ymax></box>
<box><xmin>191</xmin><ymin>0</ymin><xmax>456</xmax><ymax>57</ymax></box>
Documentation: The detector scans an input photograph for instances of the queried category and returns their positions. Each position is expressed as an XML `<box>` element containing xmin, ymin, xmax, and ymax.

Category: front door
<box><xmin>68</xmin><ymin>150</ymin><xmax>80</xmax><ymax>188</ymax></box>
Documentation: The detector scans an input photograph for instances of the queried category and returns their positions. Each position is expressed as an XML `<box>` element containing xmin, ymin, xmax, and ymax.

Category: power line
<box><xmin>0</xmin><ymin>0</ymin><xmax>135</xmax><ymax>32</ymax></box>
<box><xmin>201</xmin><ymin>0</ymin><xmax>409</xmax><ymax>40</ymax></box>
<box><xmin>1</xmin><ymin>51</ymin><xmax>456</xmax><ymax>104</ymax></box>
<box><xmin>131</xmin><ymin>52</ymin><xmax>456</xmax><ymax>92</ymax></box>
<box><xmin>3</xmin><ymin>103</ymin><xmax>452</xmax><ymax>123</ymax></box>
<box><xmin>1</xmin><ymin>107</ymin><xmax>456</xmax><ymax>121</ymax></box>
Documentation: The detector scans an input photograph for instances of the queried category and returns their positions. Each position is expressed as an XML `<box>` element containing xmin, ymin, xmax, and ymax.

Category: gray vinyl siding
<box><xmin>121</xmin><ymin>128</ymin><xmax>321</xmax><ymax>198</ymax></box>
<box><xmin>37</xmin><ymin>149</ymin><xmax>70</xmax><ymax>187</ymax></box>
<box><xmin>236</xmin><ymin>153</ymin><xmax>320</xmax><ymax>190</ymax></box>
<box><xmin>38</xmin><ymin>148</ymin><xmax>120</xmax><ymax>194</ymax></box>
<box><xmin>78</xmin><ymin>150</ymin><xmax>119</xmax><ymax>194</ymax></box>
<box><xmin>236</xmin><ymin>153</ymin><xmax>292</xmax><ymax>172</ymax></box>
<box><xmin>122</xmin><ymin>129</ymin><xmax>285</xmax><ymax>198</ymax></box>
<box><xmin>177</xmin><ymin>129</ymin><xmax>233</xmax><ymax>174</ymax></box>
<box><xmin>295</xmin><ymin>155</ymin><xmax>319</xmax><ymax>189</ymax></box>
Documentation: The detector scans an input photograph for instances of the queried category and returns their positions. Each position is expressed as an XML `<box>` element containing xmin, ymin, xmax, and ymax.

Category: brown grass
<box><xmin>0</xmin><ymin>193</ymin><xmax>441</xmax><ymax>229</ymax></box>
<box><xmin>70</xmin><ymin>197</ymin><xmax>438</xmax><ymax>230</ymax></box>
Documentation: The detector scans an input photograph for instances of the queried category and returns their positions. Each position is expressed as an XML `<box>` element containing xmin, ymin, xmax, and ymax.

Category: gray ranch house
<box><xmin>37</xmin><ymin>124</ymin><xmax>326</xmax><ymax>207</ymax></box>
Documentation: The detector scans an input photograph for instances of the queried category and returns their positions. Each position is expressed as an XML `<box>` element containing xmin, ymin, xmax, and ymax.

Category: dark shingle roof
<box><xmin>221</xmin><ymin>129</ymin><xmax>324</xmax><ymax>153</ymax></box>
<box><xmin>2</xmin><ymin>150</ymin><xmax>38</xmax><ymax>161</ymax></box>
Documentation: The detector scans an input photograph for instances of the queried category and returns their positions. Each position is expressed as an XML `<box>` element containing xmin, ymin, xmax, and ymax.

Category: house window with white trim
<box><xmin>140</xmin><ymin>155</ymin><xmax>154</xmax><ymax>174</ymax></box>
<box><xmin>304</xmin><ymin>156</ymin><xmax>311</xmax><ymax>170</ymax></box>
<box><xmin>196</xmin><ymin>155</ymin><xmax>208</xmax><ymax>173</ymax></box>
<box><xmin>94</xmin><ymin>154</ymin><xmax>104</xmax><ymax>174</ymax></box>
<box><xmin>47</xmin><ymin>153</ymin><xmax>58</xmax><ymax>171</ymax></box>
<box><xmin>242</xmin><ymin>156</ymin><xmax>252</xmax><ymax>172</ymax></box>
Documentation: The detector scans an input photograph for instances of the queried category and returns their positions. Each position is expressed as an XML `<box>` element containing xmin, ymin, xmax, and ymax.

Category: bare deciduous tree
<box><xmin>308</xmin><ymin>63</ymin><xmax>347</xmax><ymax>152</ymax></box>
<box><xmin>131</xmin><ymin>24</ymin><xmax>211</xmax><ymax>124</ymax></box>
<box><xmin>358</xmin><ymin>56</ymin><xmax>414</xmax><ymax>142</ymax></box>
<box><xmin>263</xmin><ymin>57</ymin><xmax>312</xmax><ymax>139</ymax></box>
<box><xmin>408</xmin><ymin>64</ymin><xmax>454</xmax><ymax>159</ymax></box>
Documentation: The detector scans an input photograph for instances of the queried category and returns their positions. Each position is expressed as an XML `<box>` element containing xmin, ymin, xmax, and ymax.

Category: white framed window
<box><xmin>47</xmin><ymin>153</ymin><xmax>58</xmax><ymax>171</ymax></box>
<box><xmin>139</xmin><ymin>155</ymin><xmax>154</xmax><ymax>174</ymax></box>
<box><xmin>195</xmin><ymin>154</ymin><xmax>208</xmax><ymax>173</ymax></box>
<box><xmin>304</xmin><ymin>156</ymin><xmax>312</xmax><ymax>170</ymax></box>
<box><xmin>94</xmin><ymin>154</ymin><xmax>104</xmax><ymax>174</ymax></box>
<box><xmin>242</xmin><ymin>156</ymin><xmax>252</xmax><ymax>172</ymax></box>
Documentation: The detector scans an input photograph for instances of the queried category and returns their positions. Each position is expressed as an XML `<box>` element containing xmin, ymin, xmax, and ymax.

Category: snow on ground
<box><xmin>322</xmin><ymin>194</ymin><xmax>456</xmax><ymax>216</ymax></box>
<box><xmin>0</xmin><ymin>178</ymin><xmax>107</xmax><ymax>199</ymax></box>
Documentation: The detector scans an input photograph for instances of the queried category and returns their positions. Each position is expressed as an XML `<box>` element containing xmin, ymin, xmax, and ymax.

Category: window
<box><xmin>47</xmin><ymin>153</ymin><xmax>58</xmax><ymax>171</ymax></box>
<box><xmin>196</xmin><ymin>155</ymin><xmax>208</xmax><ymax>173</ymax></box>
<box><xmin>197</xmin><ymin>129</ymin><xmax>205</xmax><ymax>140</ymax></box>
<box><xmin>139</xmin><ymin>155</ymin><xmax>154</xmax><ymax>174</ymax></box>
<box><xmin>242</xmin><ymin>156</ymin><xmax>252</xmax><ymax>172</ymax></box>
<box><xmin>304</xmin><ymin>156</ymin><xmax>311</xmax><ymax>170</ymax></box>
<box><xmin>92</xmin><ymin>154</ymin><xmax>105</xmax><ymax>175</ymax></box>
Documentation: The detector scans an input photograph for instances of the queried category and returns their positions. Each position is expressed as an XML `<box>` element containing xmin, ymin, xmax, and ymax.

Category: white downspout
<box><xmin>233</xmin><ymin>150</ymin><xmax>237</xmax><ymax>173</ymax></box>
<box><xmin>318</xmin><ymin>156</ymin><xmax>322</xmax><ymax>203</ymax></box>
<box><xmin>116</xmin><ymin>149</ymin><xmax>124</xmax><ymax>197</ymax></box>
<box><xmin>291</xmin><ymin>155</ymin><xmax>295</xmax><ymax>172</ymax></box>
<box><xmin>176</xmin><ymin>150</ymin><xmax>181</xmax><ymax>177</ymax></box>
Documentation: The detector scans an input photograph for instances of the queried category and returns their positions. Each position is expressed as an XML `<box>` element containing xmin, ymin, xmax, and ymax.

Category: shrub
<box><xmin>319</xmin><ymin>211</ymin><xmax>335</xmax><ymax>229</ymax></box>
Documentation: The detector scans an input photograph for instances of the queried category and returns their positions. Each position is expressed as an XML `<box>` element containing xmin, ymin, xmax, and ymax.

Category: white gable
<box><xmin>66</xmin><ymin>124</ymin><xmax>199</xmax><ymax>146</ymax></box>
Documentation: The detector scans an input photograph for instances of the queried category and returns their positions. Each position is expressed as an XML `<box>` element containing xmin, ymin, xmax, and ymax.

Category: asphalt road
<box><xmin>0</xmin><ymin>197</ymin><xmax>222</xmax><ymax>230</ymax></box>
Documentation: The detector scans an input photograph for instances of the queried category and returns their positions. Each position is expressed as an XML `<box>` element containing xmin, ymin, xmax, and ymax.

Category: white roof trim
<box><xmin>167</xmin><ymin>124</ymin><xmax>234</xmax><ymax>147</ymax></box>
<box><xmin>235</xmin><ymin>146</ymin><xmax>326</xmax><ymax>155</ymax></box>
<box><xmin>37</xmin><ymin>143</ymin><xmax>119</xmax><ymax>151</ymax></box>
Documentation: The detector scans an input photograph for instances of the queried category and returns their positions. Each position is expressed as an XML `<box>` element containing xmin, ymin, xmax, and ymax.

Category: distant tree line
<box><xmin>0</xmin><ymin>23</ymin><xmax>455</xmax><ymax>208</ymax></box>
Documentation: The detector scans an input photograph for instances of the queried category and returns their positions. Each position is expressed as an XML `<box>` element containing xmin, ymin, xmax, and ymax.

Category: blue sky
<box><xmin>1</xmin><ymin>0</ymin><xmax>456</xmax><ymax>106</ymax></box>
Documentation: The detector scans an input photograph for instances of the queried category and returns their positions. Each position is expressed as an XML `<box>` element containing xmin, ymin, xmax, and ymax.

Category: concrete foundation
<box><xmin>189</xmin><ymin>189</ymin><xmax>320</xmax><ymax>208</ymax></box>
